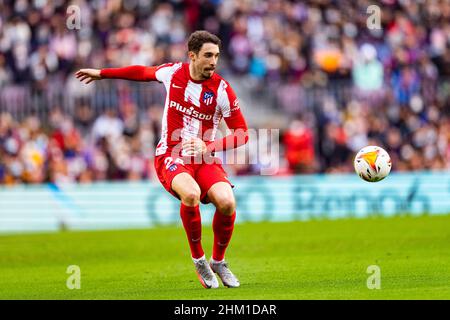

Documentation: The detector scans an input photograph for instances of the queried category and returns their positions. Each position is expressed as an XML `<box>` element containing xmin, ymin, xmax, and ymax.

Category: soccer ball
<box><xmin>354</xmin><ymin>146</ymin><xmax>392</xmax><ymax>182</ymax></box>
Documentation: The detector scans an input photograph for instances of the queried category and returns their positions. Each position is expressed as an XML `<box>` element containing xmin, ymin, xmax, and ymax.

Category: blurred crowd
<box><xmin>0</xmin><ymin>104</ymin><xmax>165</xmax><ymax>184</ymax></box>
<box><xmin>273</xmin><ymin>0</ymin><xmax>450</xmax><ymax>173</ymax></box>
<box><xmin>1</xmin><ymin>0</ymin><xmax>450</xmax><ymax>184</ymax></box>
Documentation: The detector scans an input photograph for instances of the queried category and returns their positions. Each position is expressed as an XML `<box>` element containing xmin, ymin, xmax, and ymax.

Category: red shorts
<box><xmin>154</xmin><ymin>154</ymin><xmax>234</xmax><ymax>204</ymax></box>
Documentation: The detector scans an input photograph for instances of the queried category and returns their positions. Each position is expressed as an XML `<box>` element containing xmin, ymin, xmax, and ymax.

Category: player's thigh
<box><xmin>172</xmin><ymin>172</ymin><xmax>201</xmax><ymax>202</ymax></box>
<box><xmin>195</xmin><ymin>162</ymin><xmax>234</xmax><ymax>203</ymax></box>
<box><xmin>154</xmin><ymin>155</ymin><xmax>199</xmax><ymax>201</ymax></box>
<box><xmin>207</xmin><ymin>182</ymin><xmax>236</xmax><ymax>215</ymax></box>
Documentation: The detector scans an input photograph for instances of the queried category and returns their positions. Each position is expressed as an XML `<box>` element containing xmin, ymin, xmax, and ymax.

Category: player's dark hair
<box><xmin>188</xmin><ymin>30</ymin><xmax>221</xmax><ymax>54</ymax></box>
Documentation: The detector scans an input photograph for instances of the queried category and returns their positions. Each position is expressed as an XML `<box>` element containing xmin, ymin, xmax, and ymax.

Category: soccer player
<box><xmin>75</xmin><ymin>31</ymin><xmax>249</xmax><ymax>289</ymax></box>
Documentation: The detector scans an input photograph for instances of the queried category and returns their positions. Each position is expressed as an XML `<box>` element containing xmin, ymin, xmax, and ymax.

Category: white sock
<box><xmin>192</xmin><ymin>255</ymin><xmax>206</xmax><ymax>263</ymax></box>
<box><xmin>211</xmin><ymin>257</ymin><xmax>224</xmax><ymax>264</ymax></box>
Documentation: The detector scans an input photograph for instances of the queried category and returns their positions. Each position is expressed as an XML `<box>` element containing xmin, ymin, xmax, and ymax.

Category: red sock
<box><xmin>212</xmin><ymin>211</ymin><xmax>236</xmax><ymax>261</ymax></box>
<box><xmin>180</xmin><ymin>203</ymin><xmax>204</xmax><ymax>259</ymax></box>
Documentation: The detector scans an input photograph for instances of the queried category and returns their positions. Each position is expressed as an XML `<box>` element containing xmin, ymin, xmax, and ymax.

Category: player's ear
<box><xmin>188</xmin><ymin>51</ymin><xmax>197</xmax><ymax>62</ymax></box>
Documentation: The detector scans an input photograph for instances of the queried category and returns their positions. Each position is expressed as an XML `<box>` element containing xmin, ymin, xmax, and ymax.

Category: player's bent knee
<box><xmin>182</xmin><ymin>189</ymin><xmax>201</xmax><ymax>206</ymax></box>
<box><xmin>216</xmin><ymin>197</ymin><xmax>236</xmax><ymax>216</ymax></box>
<box><xmin>172</xmin><ymin>173</ymin><xmax>201</xmax><ymax>206</ymax></box>
<box><xmin>207</xmin><ymin>182</ymin><xmax>236</xmax><ymax>215</ymax></box>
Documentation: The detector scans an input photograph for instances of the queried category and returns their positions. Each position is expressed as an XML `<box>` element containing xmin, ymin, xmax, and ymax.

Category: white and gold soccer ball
<box><xmin>354</xmin><ymin>146</ymin><xmax>392</xmax><ymax>182</ymax></box>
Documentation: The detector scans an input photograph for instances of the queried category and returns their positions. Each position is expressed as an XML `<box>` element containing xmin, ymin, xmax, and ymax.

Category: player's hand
<box><xmin>182</xmin><ymin>138</ymin><xmax>207</xmax><ymax>157</ymax></box>
<box><xmin>75</xmin><ymin>69</ymin><xmax>102</xmax><ymax>84</ymax></box>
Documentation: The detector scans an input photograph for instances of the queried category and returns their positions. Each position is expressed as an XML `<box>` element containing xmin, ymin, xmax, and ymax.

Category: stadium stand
<box><xmin>0</xmin><ymin>0</ymin><xmax>449</xmax><ymax>184</ymax></box>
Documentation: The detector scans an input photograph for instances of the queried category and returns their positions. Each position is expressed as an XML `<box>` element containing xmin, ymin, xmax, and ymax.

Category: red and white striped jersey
<box><xmin>153</xmin><ymin>62</ymin><xmax>244</xmax><ymax>157</ymax></box>
<box><xmin>100</xmin><ymin>62</ymin><xmax>248</xmax><ymax>157</ymax></box>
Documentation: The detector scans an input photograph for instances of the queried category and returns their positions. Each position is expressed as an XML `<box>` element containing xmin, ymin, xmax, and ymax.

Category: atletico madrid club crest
<box><xmin>203</xmin><ymin>91</ymin><xmax>214</xmax><ymax>105</ymax></box>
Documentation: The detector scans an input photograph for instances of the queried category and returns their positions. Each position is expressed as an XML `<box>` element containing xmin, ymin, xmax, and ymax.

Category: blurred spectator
<box><xmin>352</xmin><ymin>44</ymin><xmax>384</xmax><ymax>92</ymax></box>
<box><xmin>91</xmin><ymin>109</ymin><xmax>124</xmax><ymax>142</ymax></box>
<box><xmin>283</xmin><ymin>118</ymin><xmax>316</xmax><ymax>173</ymax></box>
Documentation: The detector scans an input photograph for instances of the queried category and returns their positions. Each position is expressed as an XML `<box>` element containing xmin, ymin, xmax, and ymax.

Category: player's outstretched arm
<box><xmin>75</xmin><ymin>69</ymin><xmax>101</xmax><ymax>84</ymax></box>
<box><xmin>75</xmin><ymin>65</ymin><xmax>157</xmax><ymax>84</ymax></box>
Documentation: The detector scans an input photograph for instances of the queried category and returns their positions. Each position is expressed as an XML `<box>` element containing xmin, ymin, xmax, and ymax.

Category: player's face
<box><xmin>190</xmin><ymin>43</ymin><xmax>220</xmax><ymax>80</ymax></box>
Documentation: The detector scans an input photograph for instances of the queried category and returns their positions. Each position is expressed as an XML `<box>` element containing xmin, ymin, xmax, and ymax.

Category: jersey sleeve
<box><xmin>216</xmin><ymin>80</ymin><xmax>240</xmax><ymax>118</ymax></box>
<box><xmin>99</xmin><ymin>63</ymin><xmax>179</xmax><ymax>83</ymax></box>
<box><xmin>100</xmin><ymin>65</ymin><xmax>157</xmax><ymax>81</ymax></box>
<box><xmin>154</xmin><ymin>63</ymin><xmax>177</xmax><ymax>83</ymax></box>
<box><xmin>206</xmin><ymin>80</ymin><xmax>249</xmax><ymax>153</ymax></box>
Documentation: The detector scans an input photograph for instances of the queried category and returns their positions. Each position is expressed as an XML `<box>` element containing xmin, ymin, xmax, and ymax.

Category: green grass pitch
<box><xmin>0</xmin><ymin>214</ymin><xmax>449</xmax><ymax>299</ymax></box>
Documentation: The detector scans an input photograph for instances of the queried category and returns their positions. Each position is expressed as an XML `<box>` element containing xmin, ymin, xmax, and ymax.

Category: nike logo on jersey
<box><xmin>172</xmin><ymin>84</ymin><xmax>183</xmax><ymax>88</ymax></box>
